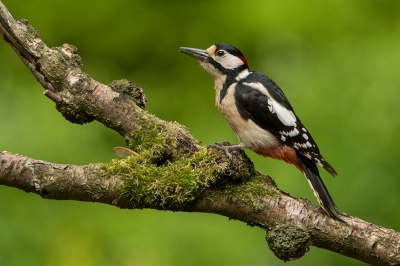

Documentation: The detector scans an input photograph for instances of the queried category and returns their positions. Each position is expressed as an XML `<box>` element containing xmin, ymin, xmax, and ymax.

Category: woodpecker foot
<box><xmin>208</xmin><ymin>142</ymin><xmax>242</xmax><ymax>161</ymax></box>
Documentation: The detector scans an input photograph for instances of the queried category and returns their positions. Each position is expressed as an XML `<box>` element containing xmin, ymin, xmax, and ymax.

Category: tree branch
<box><xmin>0</xmin><ymin>2</ymin><xmax>399</xmax><ymax>265</ymax></box>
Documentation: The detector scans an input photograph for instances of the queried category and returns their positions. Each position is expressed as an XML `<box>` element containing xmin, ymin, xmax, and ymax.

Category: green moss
<box><xmin>127</xmin><ymin>111</ymin><xmax>202</xmax><ymax>165</ymax></box>
<box><xmin>100</xmin><ymin>146</ymin><xmax>228</xmax><ymax>210</ymax></box>
<box><xmin>130</xmin><ymin>123</ymin><xmax>168</xmax><ymax>158</ymax></box>
<box><xmin>224</xmin><ymin>171</ymin><xmax>279</xmax><ymax>212</ymax></box>
<box><xmin>100</xmin><ymin>113</ymin><xmax>260</xmax><ymax>211</ymax></box>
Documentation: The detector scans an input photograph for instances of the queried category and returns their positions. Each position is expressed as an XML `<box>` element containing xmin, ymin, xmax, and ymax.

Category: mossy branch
<box><xmin>0</xmin><ymin>2</ymin><xmax>399</xmax><ymax>265</ymax></box>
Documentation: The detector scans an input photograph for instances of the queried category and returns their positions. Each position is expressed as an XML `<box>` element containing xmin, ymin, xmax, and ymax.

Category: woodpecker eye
<box><xmin>216</xmin><ymin>50</ymin><xmax>226</xmax><ymax>57</ymax></box>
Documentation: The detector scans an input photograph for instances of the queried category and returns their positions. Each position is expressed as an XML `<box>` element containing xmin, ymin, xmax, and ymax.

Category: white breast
<box><xmin>217</xmin><ymin>84</ymin><xmax>278</xmax><ymax>149</ymax></box>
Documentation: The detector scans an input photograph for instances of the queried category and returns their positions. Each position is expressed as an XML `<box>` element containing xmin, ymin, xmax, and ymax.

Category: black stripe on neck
<box><xmin>218</xmin><ymin>66</ymin><xmax>248</xmax><ymax>103</ymax></box>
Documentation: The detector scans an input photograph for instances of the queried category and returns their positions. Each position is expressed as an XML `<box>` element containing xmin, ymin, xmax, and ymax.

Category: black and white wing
<box><xmin>234</xmin><ymin>72</ymin><xmax>337</xmax><ymax>176</ymax></box>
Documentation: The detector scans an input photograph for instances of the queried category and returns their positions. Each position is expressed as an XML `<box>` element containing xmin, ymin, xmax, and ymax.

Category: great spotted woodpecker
<box><xmin>179</xmin><ymin>43</ymin><xmax>346</xmax><ymax>221</ymax></box>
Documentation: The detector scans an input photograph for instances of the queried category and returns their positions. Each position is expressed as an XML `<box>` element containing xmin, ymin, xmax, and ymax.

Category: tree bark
<box><xmin>0</xmin><ymin>2</ymin><xmax>399</xmax><ymax>265</ymax></box>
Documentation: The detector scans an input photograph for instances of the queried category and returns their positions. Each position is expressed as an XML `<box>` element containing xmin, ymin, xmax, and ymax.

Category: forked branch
<box><xmin>0</xmin><ymin>2</ymin><xmax>398</xmax><ymax>265</ymax></box>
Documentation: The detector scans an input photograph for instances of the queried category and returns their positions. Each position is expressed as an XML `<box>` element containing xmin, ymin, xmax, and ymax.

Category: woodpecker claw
<box><xmin>208</xmin><ymin>142</ymin><xmax>241</xmax><ymax>161</ymax></box>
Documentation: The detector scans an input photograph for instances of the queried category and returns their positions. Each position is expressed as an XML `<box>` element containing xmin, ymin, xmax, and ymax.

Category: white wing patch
<box><xmin>243</xmin><ymin>82</ymin><xmax>297</xmax><ymax>127</ymax></box>
<box><xmin>270</xmin><ymin>100</ymin><xmax>297</xmax><ymax>127</ymax></box>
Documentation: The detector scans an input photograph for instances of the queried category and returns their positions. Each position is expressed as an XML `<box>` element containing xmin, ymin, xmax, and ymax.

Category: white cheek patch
<box><xmin>215</xmin><ymin>54</ymin><xmax>245</xmax><ymax>69</ymax></box>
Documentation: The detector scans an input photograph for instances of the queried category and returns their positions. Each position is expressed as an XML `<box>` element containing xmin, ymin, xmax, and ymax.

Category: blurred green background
<box><xmin>1</xmin><ymin>0</ymin><xmax>399</xmax><ymax>265</ymax></box>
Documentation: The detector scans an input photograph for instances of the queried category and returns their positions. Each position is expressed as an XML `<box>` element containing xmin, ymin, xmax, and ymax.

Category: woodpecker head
<box><xmin>179</xmin><ymin>43</ymin><xmax>249</xmax><ymax>79</ymax></box>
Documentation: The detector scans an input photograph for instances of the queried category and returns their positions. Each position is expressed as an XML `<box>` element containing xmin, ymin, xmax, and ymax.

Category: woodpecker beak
<box><xmin>179</xmin><ymin>47</ymin><xmax>209</xmax><ymax>61</ymax></box>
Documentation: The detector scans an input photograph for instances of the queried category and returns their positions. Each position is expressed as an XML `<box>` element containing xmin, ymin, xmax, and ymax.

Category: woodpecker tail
<box><xmin>297</xmin><ymin>154</ymin><xmax>346</xmax><ymax>222</ymax></box>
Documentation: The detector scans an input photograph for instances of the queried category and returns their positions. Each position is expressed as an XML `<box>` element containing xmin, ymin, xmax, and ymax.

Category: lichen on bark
<box><xmin>266</xmin><ymin>224</ymin><xmax>312</xmax><ymax>261</ymax></box>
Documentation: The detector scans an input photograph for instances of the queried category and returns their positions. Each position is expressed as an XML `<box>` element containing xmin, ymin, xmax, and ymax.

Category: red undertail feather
<box><xmin>252</xmin><ymin>144</ymin><xmax>303</xmax><ymax>173</ymax></box>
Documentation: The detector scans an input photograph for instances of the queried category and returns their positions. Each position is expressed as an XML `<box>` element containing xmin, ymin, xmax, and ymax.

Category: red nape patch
<box><xmin>238</xmin><ymin>56</ymin><xmax>248</xmax><ymax>67</ymax></box>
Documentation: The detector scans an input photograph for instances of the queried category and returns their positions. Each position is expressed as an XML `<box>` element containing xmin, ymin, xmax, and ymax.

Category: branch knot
<box><xmin>266</xmin><ymin>224</ymin><xmax>312</xmax><ymax>262</ymax></box>
<box><xmin>109</xmin><ymin>79</ymin><xmax>147</xmax><ymax>109</ymax></box>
